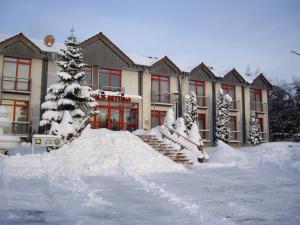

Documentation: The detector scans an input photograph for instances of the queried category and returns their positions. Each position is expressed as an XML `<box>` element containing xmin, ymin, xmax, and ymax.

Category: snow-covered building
<box><xmin>0</xmin><ymin>32</ymin><xmax>272</xmax><ymax>144</ymax></box>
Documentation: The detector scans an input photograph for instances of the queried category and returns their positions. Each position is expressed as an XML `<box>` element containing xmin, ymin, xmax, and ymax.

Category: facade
<box><xmin>0</xmin><ymin>32</ymin><xmax>272</xmax><ymax>145</ymax></box>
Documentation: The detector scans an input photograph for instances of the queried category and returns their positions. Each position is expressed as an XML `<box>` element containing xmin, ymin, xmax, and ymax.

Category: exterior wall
<box><xmin>122</xmin><ymin>70</ymin><xmax>139</xmax><ymax>95</ymax></box>
<box><xmin>30</xmin><ymin>58</ymin><xmax>43</xmax><ymax>132</ymax></box>
<box><xmin>0</xmin><ymin>55</ymin><xmax>3</xmax><ymax>99</ymax></box>
<box><xmin>47</xmin><ymin>60</ymin><xmax>59</xmax><ymax>86</ymax></box>
<box><xmin>261</xmin><ymin>89</ymin><xmax>269</xmax><ymax>141</ymax></box>
<box><xmin>244</xmin><ymin>86</ymin><xmax>251</xmax><ymax>142</ymax></box>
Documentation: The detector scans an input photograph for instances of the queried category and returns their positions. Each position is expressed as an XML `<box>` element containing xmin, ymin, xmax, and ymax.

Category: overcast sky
<box><xmin>1</xmin><ymin>0</ymin><xmax>300</xmax><ymax>83</ymax></box>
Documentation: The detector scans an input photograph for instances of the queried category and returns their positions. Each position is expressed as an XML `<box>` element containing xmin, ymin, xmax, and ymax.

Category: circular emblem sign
<box><xmin>44</xmin><ymin>35</ymin><xmax>55</xmax><ymax>47</ymax></box>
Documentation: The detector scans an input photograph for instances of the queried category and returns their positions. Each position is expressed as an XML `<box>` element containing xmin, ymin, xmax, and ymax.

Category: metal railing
<box><xmin>2</xmin><ymin>76</ymin><xmax>31</xmax><ymax>92</ymax></box>
<box><xmin>196</xmin><ymin>96</ymin><xmax>210</xmax><ymax>108</ymax></box>
<box><xmin>250</xmin><ymin>102</ymin><xmax>268</xmax><ymax>113</ymax></box>
<box><xmin>151</xmin><ymin>91</ymin><xmax>171</xmax><ymax>104</ymax></box>
<box><xmin>99</xmin><ymin>85</ymin><xmax>124</xmax><ymax>93</ymax></box>
<box><xmin>229</xmin><ymin>100</ymin><xmax>240</xmax><ymax>111</ymax></box>
<box><xmin>3</xmin><ymin>121</ymin><xmax>30</xmax><ymax>136</ymax></box>
<box><xmin>229</xmin><ymin>130</ymin><xmax>241</xmax><ymax>142</ymax></box>
<box><xmin>199</xmin><ymin>129</ymin><xmax>210</xmax><ymax>141</ymax></box>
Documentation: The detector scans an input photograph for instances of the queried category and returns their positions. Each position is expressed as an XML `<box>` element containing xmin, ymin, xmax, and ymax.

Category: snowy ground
<box><xmin>0</xmin><ymin>128</ymin><xmax>299</xmax><ymax>225</ymax></box>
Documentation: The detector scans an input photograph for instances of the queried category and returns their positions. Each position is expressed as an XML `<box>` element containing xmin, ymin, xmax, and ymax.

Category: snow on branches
<box><xmin>216</xmin><ymin>89</ymin><xmax>232</xmax><ymax>143</ymax></box>
<box><xmin>184</xmin><ymin>91</ymin><xmax>198</xmax><ymax>130</ymax></box>
<box><xmin>40</xmin><ymin>32</ymin><xmax>97</xmax><ymax>132</ymax></box>
<box><xmin>249</xmin><ymin>111</ymin><xmax>263</xmax><ymax>145</ymax></box>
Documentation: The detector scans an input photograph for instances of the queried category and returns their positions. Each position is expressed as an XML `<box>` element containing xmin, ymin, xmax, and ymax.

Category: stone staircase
<box><xmin>137</xmin><ymin>135</ymin><xmax>193</xmax><ymax>166</ymax></box>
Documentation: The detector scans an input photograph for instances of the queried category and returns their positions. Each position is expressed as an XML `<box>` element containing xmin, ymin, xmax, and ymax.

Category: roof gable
<box><xmin>0</xmin><ymin>33</ymin><xmax>43</xmax><ymax>58</ymax></box>
<box><xmin>251</xmin><ymin>73</ymin><xmax>272</xmax><ymax>90</ymax></box>
<box><xmin>189</xmin><ymin>63</ymin><xmax>217</xmax><ymax>81</ymax></box>
<box><xmin>79</xmin><ymin>32</ymin><xmax>134</xmax><ymax>68</ymax></box>
<box><xmin>150</xmin><ymin>56</ymin><xmax>180</xmax><ymax>76</ymax></box>
<box><xmin>222</xmin><ymin>68</ymin><xmax>247</xmax><ymax>85</ymax></box>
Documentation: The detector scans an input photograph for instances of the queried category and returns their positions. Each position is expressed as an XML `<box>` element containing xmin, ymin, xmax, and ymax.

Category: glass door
<box><xmin>110</xmin><ymin>108</ymin><xmax>121</xmax><ymax>131</ymax></box>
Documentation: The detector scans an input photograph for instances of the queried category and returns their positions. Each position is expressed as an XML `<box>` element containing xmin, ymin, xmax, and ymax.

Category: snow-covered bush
<box><xmin>40</xmin><ymin>32</ymin><xmax>97</xmax><ymax>132</ymax></box>
<box><xmin>249</xmin><ymin>111</ymin><xmax>263</xmax><ymax>145</ymax></box>
<box><xmin>188</xmin><ymin>123</ymin><xmax>203</xmax><ymax>146</ymax></box>
<box><xmin>183</xmin><ymin>91</ymin><xmax>198</xmax><ymax>130</ymax></box>
<box><xmin>174</xmin><ymin>117</ymin><xmax>186</xmax><ymax>137</ymax></box>
<box><xmin>216</xmin><ymin>89</ymin><xmax>232</xmax><ymax>143</ymax></box>
<box><xmin>164</xmin><ymin>108</ymin><xmax>175</xmax><ymax>128</ymax></box>
<box><xmin>49</xmin><ymin>111</ymin><xmax>76</xmax><ymax>141</ymax></box>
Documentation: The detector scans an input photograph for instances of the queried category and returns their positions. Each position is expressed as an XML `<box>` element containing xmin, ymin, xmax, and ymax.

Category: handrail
<box><xmin>162</xmin><ymin>123</ymin><xmax>199</xmax><ymax>148</ymax></box>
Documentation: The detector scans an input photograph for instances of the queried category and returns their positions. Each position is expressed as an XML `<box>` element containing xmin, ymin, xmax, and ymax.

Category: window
<box><xmin>81</xmin><ymin>66</ymin><xmax>93</xmax><ymax>87</ymax></box>
<box><xmin>198</xmin><ymin>113</ymin><xmax>206</xmax><ymax>139</ymax></box>
<box><xmin>189</xmin><ymin>80</ymin><xmax>205</xmax><ymax>96</ymax></box>
<box><xmin>1</xmin><ymin>99</ymin><xmax>29</xmax><ymax>135</ymax></box>
<box><xmin>151</xmin><ymin>75</ymin><xmax>170</xmax><ymax>103</ymax></box>
<box><xmin>221</xmin><ymin>84</ymin><xmax>235</xmax><ymax>99</ymax></box>
<box><xmin>229</xmin><ymin>116</ymin><xmax>238</xmax><ymax>140</ymax></box>
<box><xmin>151</xmin><ymin>110</ymin><xmax>166</xmax><ymax>128</ymax></box>
<box><xmin>99</xmin><ymin>68</ymin><xmax>121</xmax><ymax>91</ymax></box>
<box><xmin>250</xmin><ymin>88</ymin><xmax>262</xmax><ymax>103</ymax></box>
<box><xmin>258</xmin><ymin>117</ymin><xmax>264</xmax><ymax>132</ymax></box>
<box><xmin>3</xmin><ymin>57</ymin><xmax>31</xmax><ymax>91</ymax></box>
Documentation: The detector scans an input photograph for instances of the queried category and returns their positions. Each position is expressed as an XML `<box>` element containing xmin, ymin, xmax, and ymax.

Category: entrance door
<box><xmin>110</xmin><ymin>108</ymin><xmax>121</xmax><ymax>131</ymax></box>
<box><xmin>97</xmin><ymin>108</ymin><xmax>108</xmax><ymax>128</ymax></box>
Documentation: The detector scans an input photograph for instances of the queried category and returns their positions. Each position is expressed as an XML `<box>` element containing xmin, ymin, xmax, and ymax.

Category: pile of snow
<box><xmin>0</xmin><ymin>126</ymin><xmax>185</xmax><ymax>179</ymax></box>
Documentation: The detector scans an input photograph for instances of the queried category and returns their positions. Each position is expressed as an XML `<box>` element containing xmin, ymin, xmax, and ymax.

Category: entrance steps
<box><xmin>137</xmin><ymin>135</ymin><xmax>193</xmax><ymax>166</ymax></box>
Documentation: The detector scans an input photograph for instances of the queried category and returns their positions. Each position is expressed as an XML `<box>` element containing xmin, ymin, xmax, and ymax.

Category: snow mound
<box><xmin>0</xmin><ymin>127</ymin><xmax>185</xmax><ymax>179</ymax></box>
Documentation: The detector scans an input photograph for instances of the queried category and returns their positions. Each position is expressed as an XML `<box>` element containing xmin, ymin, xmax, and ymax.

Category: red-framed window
<box><xmin>151</xmin><ymin>75</ymin><xmax>170</xmax><ymax>103</ymax></box>
<box><xmin>198</xmin><ymin>113</ymin><xmax>206</xmax><ymax>139</ymax></box>
<box><xmin>151</xmin><ymin>110</ymin><xmax>166</xmax><ymax>128</ymax></box>
<box><xmin>1</xmin><ymin>99</ymin><xmax>30</xmax><ymax>134</ymax></box>
<box><xmin>80</xmin><ymin>66</ymin><xmax>93</xmax><ymax>87</ymax></box>
<box><xmin>229</xmin><ymin>116</ymin><xmax>237</xmax><ymax>131</ymax></box>
<box><xmin>258</xmin><ymin>117</ymin><xmax>264</xmax><ymax>132</ymax></box>
<box><xmin>221</xmin><ymin>84</ymin><xmax>235</xmax><ymax>99</ymax></box>
<box><xmin>93</xmin><ymin>100</ymin><xmax>138</xmax><ymax>131</ymax></box>
<box><xmin>2</xmin><ymin>57</ymin><xmax>31</xmax><ymax>91</ymax></box>
<box><xmin>99</xmin><ymin>68</ymin><xmax>121</xmax><ymax>91</ymax></box>
<box><xmin>250</xmin><ymin>88</ymin><xmax>262</xmax><ymax>103</ymax></box>
<box><xmin>189</xmin><ymin>80</ymin><xmax>205</xmax><ymax>96</ymax></box>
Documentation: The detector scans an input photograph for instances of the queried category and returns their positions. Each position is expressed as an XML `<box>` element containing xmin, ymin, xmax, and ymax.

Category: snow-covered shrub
<box><xmin>40</xmin><ymin>32</ymin><xmax>97</xmax><ymax>131</ymax></box>
<box><xmin>164</xmin><ymin>108</ymin><xmax>175</xmax><ymax>128</ymax></box>
<box><xmin>49</xmin><ymin>111</ymin><xmax>75</xmax><ymax>141</ymax></box>
<box><xmin>249</xmin><ymin>111</ymin><xmax>263</xmax><ymax>145</ymax></box>
<box><xmin>216</xmin><ymin>89</ymin><xmax>232</xmax><ymax>143</ymax></box>
<box><xmin>183</xmin><ymin>91</ymin><xmax>198</xmax><ymax>130</ymax></box>
<box><xmin>174</xmin><ymin>117</ymin><xmax>186</xmax><ymax>137</ymax></box>
<box><xmin>188</xmin><ymin>123</ymin><xmax>203</xmax><ymax>146</ymax></box>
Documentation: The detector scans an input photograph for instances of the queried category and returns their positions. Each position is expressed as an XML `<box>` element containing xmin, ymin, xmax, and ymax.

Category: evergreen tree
<box><xmin>174</xmin><ymin>117</ymin><xmax>186</xmax><ymax>136</ymax></box>
<box><xmin>40</xmin><ymin>31</ymin><xmax>97</xmax><ymax>131</ymax></box>
<box><xmin>184</xmin><ymin>91</ymin><xmax>198</xmax><ymax>130</ymax></box>
<box><xmin>163</xmin><ymin>108</ymin><xmax>175</xmax><ymax>128</ymax></box>
<box><xmin>249</xmin><ymin>111</ymin><xmax>263</xmax><ymax>145</ymax></box>
<box><xmin>216</xmin><ymin>89</ymin><xmax>232</xmax><ymax>143</ymax></box>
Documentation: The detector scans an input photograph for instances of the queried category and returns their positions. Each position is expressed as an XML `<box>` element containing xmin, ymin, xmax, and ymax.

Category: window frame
<box><xmin>151</xmin><ymin>110</ymin><xmax>166</xmax><ymax>128</ymax></box>
<box><xmin>189</xmin><ymin>80</ymin><xmax>205</xmax><ymax>96</ymax></box>
<box><xmin>151</xmin><ymin>74</ymin><xmax>170</xmax><ymax>103</ymax></box>
<box><xmin>3</xmin><ymin>56</ymin><xmax>32</xmax><ymax>79</ymax></box>
<box><xmin>1</xmin><ymin>98</ymin><xmax>30</xmax><ymax>122</ymax></box>
<box><xmin>98</xmin><ymin>68</ymin><xmax>122</xmax><ymax>90</ymax></box>
<box><xmin>80</xmin><ymin>66</ymin><xmax>93</xmax><ymax>87</ymax></box>
<box><xmin>258</xmin><ymin>117</ymin><xmax>264</xmax><ymax>132</ymax></box>
<box><xmin>250</xmin><ymin>88</ymin><xmax>262</xmax><ymax>103</ymax></box>
<box><xmin>221</xmin><ymin>83</ymin><xmax>236</xmax><ymax>100</ymax></box>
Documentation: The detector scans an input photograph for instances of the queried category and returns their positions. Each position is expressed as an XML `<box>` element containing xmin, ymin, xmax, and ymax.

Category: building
<box><xmin>0</xmin><ymin>32</ymin><xmax>272</xmax><ymax>145</ymax></box>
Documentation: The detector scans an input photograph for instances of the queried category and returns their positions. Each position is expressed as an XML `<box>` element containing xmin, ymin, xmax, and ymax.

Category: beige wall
<box><xmin>122</xmin><ymin>70</ymin><xmax>139</xmax><ymax>95</ymax></box>
<box><xmin>47</xmin><ymin>60</ymin><xmax>59</xmax><ymax>86</ymax></box>
<box><xmin>0</xmin><ymin>55</ymin><xmax>3</xmax><ymax>98</ymax></box>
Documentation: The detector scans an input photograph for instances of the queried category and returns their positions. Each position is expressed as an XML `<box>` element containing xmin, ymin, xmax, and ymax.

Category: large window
<box><xmin>198</xmin><ymin>113</ymin><xmax>207</xmax><ymax>139</ymax></box>
<box><xmin>151</xmin><ymin>75</ymin><xmax>170</xmax><ymax>103</ymax></box>
<box><xmin>2</xmin><ymin>57</ymin><xmax>31</xmax><ymax>91</ymax></box>
<box><xmin>221</xmin><ymin>84</ymin><xmax>235</xmax><ymax>99</ymax></box>
<box><xmin>229</xmin><ymin>115</ymin><xmax>238</xmax><ymax>140</ymax></box>
<box><xmin>99</xmin><ymin>68</ymin><xmax>121</xmax><ymax>91</ymax></box>
<box><xmin>258</xmin><ymin>117</ymin><xmax>264</xmax><ymax>132</ymax></box>
<box><xmin>81</xmin><ymin>66</ymin><xmax>93</xmax><ymax>87</ymax></box>
<box><xmin>189</xmin><ymin>80</ymin><xmax>205</xmax><ymax>96</ymax></box>
<box><xmin>151</xmin><ymin>110</ymin><xmax>166</xmax><ymax>128</ymax></box>
<box><xmin>250</xmin><ymin>88</ymin><xmax>263</xmax><ymax>112</ymax></box>
<box><xmin>1</xmin><ymin>99</ymin><xmax>29</xmax><ymax>135</ymax></box>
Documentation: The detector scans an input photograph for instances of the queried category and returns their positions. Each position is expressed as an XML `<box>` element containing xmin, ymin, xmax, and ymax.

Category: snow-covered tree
<box><xmin>184</xmin><ymin>91</ymin><xmax>198</xmax><ymax>130</ymax></box>
<box><xmin>188</xmin><ymin>123</ymin><xmax>203</xmax><ymax>147</ymax></box>
<box><xmin>40</xmin><ymin>32</ymin><xmax>97</xmax><ymax>131</ymax></box>
<box><xmin>174</xmin><ymin>117</ymin><xmax>186</xmax><ymax>136</ymax></box>
<box><xmin>249</xmin><ymin>111</ymin><xmax>263</xmax><ymax>145</ymax></box>
<box><xmin>164</xmin><ymin>108</ymin><xmax>175</xmax><ymax>128</ymax></box>
<box><xmin>216</xmin><ymin>89</ymin><xmax>232</xmax><ymax>143</ymax></box>
<box><xmin>49</xmin><ymin>111</ymin><xmax>75</xmax><ymax>140</ymax></box>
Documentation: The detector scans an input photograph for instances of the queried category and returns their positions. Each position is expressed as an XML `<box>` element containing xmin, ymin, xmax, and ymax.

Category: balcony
<box><xmin>250</xmin><ymin>102</ymin><xmax>268</xmax><ymax>113</ymax></box>
<box><xmin>229</xmin><ymin>99</ymin><xmax>240</xmax><ymax>111</ymax></box>
<box><xmin>196</xmin><ymin>96</ymin><xmax>209</xmax><ymax>108</ymax></box>
<box><xmin>151</xmin><ymin>91</ymin><xmax>172</xmax><ymax>104</ymax></box>
<box><xmin>99</xmin><ymin>86</ymin><xmax>125</xmax><ymax>93</ymax></box>
<box><xmin>229</xmin><ymin>130</ymin><xmax>241</xmax><ymax>142</ymax></box>
<box><xmin>3</xmin><ymin>122</ymin><xmax>30</xmax><ymax>137</ymax></box>
<box><xmin>199</xmin><ymin>129</ymin><xmax>210</xmax><ymax>142</ymax></box>
<box><xmin>2</xmin><ymin>76</ymin><xmax>31</xmax><ymax>93</ymax></box>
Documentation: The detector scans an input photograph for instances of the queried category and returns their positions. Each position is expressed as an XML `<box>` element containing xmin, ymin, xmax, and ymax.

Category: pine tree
<box><xmin>216</xmin><ymin>89</ymin><xmax>232</xmax><ymax>143</ymax></box>
<box><xmin>40</xmin><ymin>31</ymin><xmax>97</xmax><ymax>131</ymax></box>
<box><xmin>249</xmin><ymin>111</ymin><xmax>263</xmax><ymax>145</ymax></box>
<box><xmin>184</xmin><ymin>91</ymin><xmax>198</xmax><ymax>130</ymax></box>
<box><xmin>163</xmin><ymin>108</ymin><xmax>175</xmax><ymax>128</ymax></box>
<box><xmin>174</xmin><ymin>117</ymin><xmax>186</xmax><ymax>136</ymax></box>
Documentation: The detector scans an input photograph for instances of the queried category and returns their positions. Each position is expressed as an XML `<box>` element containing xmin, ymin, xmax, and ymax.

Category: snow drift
<box><xmin>0</xmin><ymin>126</ymin><xmax>185</xmax><ymax>179</ymax></box>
